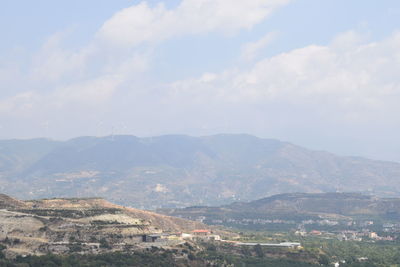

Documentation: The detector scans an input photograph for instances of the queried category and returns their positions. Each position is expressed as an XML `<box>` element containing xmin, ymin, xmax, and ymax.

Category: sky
<box><xmin>1</xmin><ymin>0</ymin><xmax>400</xmax><ymax>162</ymax></box>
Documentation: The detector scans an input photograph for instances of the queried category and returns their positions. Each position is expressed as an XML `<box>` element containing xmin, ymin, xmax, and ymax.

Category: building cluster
<box><xmin>295</xmin><ymin>228</ymin><xmax>396</xmax><ymax>242</ymax></box>
<box><xmin>142</xmin><ymin>229</ymin><xmax>221</xmax><ymax>243</ymax></box>
<box><xmin>383</xmin><ymin>223</ymin><xmax>400</xmax><ymax>232</ymax></box>
<box><xmin>235</xmin><ymin>242</ymin><xmax>301</xmax><ymax>249</ymax></box>
<box><xmin>209</xmin><ymin>218</ymin><xmax>378</xmax><ymax>228</ymax></box>
<box><xmin>42</xmin><ymin>229</ymin><xmax>223</xmax><ymax>254</ymax></box>
<box><xmin>210</xmin><ymin>218</ymin><xmax>297</xmax><ymax>225</ymax></box>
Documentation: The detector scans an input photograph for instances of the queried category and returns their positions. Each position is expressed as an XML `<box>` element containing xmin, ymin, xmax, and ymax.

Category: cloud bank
<box><xmin>98</xmin><ymin>0</ymin><xmax>289</xmax><ymax>46</ymax></box>
<box><xmin>0</xmin><ymin>0</ymin><xmax>399</xmax><ymax>161</ymax></box>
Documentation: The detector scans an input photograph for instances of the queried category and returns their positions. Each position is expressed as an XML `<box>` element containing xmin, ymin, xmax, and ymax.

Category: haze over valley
<box><xmin>1</xmin><ymin>0</ymin><xmax>400</xmax><ymax>266</ymax></box>
<box><xmin>1</xmin><ymin>134</ymin><xmax>400</xmax><ymax>209</ymax></box>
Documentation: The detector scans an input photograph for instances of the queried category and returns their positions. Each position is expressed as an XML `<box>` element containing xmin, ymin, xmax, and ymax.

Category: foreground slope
<box><xmin>1</xmin><ymin>134</ymin><xmax>400</xmax><ymax>208</ymax></box>
<box><xmin>0</xmin><ymin>194</ymin><xmax>204</xmax><ymax>257</ymax></box>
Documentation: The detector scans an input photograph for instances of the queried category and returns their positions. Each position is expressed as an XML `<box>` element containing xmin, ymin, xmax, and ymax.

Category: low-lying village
<box><xmin>194</xmin><ymin>216</ymin><xmax>400</xmax><ymax>242</ymax></box>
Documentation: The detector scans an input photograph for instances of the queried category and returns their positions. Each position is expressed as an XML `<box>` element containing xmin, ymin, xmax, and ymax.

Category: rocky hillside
<box><xmin>0</xmin><ymin>194</ymin><xmax>28</xmax><ymax>209</ymax></box>
<box><xmin>0</xmin><ymin>194</ymin><xmax>204</xmax><ymax>257</ymax></box>
<box><xmin>1</xmin><ymin>134</ymin><xmax>400</xmax><ymax>208</ymax></box>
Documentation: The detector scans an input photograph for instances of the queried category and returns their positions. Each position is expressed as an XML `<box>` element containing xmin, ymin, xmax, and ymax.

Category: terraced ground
<box><xmin>0</xmin><ymin>194</ymin><xmax>204</xmax><ymax>258</ymax></box>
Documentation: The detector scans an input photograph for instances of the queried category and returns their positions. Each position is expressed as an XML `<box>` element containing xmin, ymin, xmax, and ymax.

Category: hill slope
<box><xmin>0</xmin><ymin>194</ymin><xmax>204</xmax><ymax>257</ymax></box>
<box><xmin>159</xmin><ymin>193</ymin><xmax>400</xmax><ymax>226</ymax></box>
<box><xmin>0</xmin><ymin>134</ymin><xmax>400</xmax><ymax>208</ymax></box>
<box><xmin>0</xmin><ymin>193</ymin><xmax>28</xmax><ymax>209</ymax></box>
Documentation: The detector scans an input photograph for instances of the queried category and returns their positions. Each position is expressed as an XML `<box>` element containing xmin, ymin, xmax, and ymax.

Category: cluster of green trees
<box><xmin>2</xmin><ymin>237</ymin><xmax>400</xmax><ymax>266</ymax></box>
<box><xmin>0</xmin><ymin>251</ymin><xmax>178</xmax><ymax>267</ymax></box>
<box><xmin>309</xmin><ymin>239</ymin><xmax>400</xmax><ymax>266</ymax></box>
<box><xmin>0</xmin><ymin>243</ymin><xmax>318</xmax><ymax>267</ymax></box>
<box><xmin>237</xmin><ymin>229</ymin><xmax>400</xmax><ymax>266</ymax></box>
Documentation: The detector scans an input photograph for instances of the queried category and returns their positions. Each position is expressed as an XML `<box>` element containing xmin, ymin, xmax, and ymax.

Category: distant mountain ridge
<box><xmin>0</xmin><ymin>134</ymin><xmax>400</xmax><ymax>209</ymax></box>
<box><xmin>159</xmin><ymin>192</ymin><xmax>400</xmax><ymax>223</ymax></box>
<box><xmin>227</xmin><ymin>192</ymin><xmax>399</xmax><ymax>217</ymax></box>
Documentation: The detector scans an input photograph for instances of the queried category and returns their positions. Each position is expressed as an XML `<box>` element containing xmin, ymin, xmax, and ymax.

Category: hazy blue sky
<box><xmin>1</xmin><ymin>0</ymin><xmax>400</xmax><ymax>162</ymax></box>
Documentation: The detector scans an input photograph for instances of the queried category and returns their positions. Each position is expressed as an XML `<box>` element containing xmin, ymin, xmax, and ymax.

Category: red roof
<box><xmin>193</xmin><ymin>229</ymin><xmax>210</xmax><ymax>233</ymax></box>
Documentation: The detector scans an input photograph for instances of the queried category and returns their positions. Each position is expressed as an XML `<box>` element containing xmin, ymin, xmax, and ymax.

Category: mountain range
<box><xmin>1</xmin><ymin>134</ymin><xmax>400</xmax><ymax>209</ymax></box>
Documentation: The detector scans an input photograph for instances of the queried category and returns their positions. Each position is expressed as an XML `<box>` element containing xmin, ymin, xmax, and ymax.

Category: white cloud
<box><xmin>97</xmin><ymin>0</ymin><xmax>289</xmax><ymax>47</ymax></box>
<box><xmin>241</xmin><ymin>32</ymin><xmax>278</xmax><ymax>61</ymax></box>
<box><xmin>29</xmin><ymin>32</ymin><xmax>92</xmax><ymax>84</ymax></box>
<box><xmin>16</xmin><ymin>0</ymin><xmax>290</xmax><ymax>113</ymax></box>
<box><xmin>331</xmin><ymin>31</ymin><xmax>366</xmax><ymax>50</ymax></box>
<box><xmin>0</xmin><ymin>91</ymin><xmax>38</xmax><ymax>117</ymax></box>
<box><xmin>52</xmin><ymin>74</ymin><xmax>124</xmax><ymax>106</ymax></box>
<box><xmin>168</xmin><ymin>31</ymin><xmax>400</xmax><ymax>124</ymax></box>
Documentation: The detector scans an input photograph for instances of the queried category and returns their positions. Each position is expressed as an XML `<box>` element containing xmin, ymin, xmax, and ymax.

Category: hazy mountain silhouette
<box><xmin>0</xmin><ymin>134</ymin><xmax>399</xmax><ymax>209</ymax></box>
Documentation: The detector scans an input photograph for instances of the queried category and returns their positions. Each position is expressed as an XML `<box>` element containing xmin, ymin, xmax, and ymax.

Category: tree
<box><xmin>99</xmin><ymin>238</ymin><xmax>111</xmax><ymax>249</ymax></box>
<box><xmin>318</xmin><ymin>254</ymin><xmax>330</xmax><ymax>266</ymax></box>
<box><xmin>0</xmin><ymin>244</ymin><xmax>6</xmax><ymax>259</ymax></box>
<box><xmin>253</xmin><ymin>244</ymin><xmax>264</xmax><ymax>258</ymax></box>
